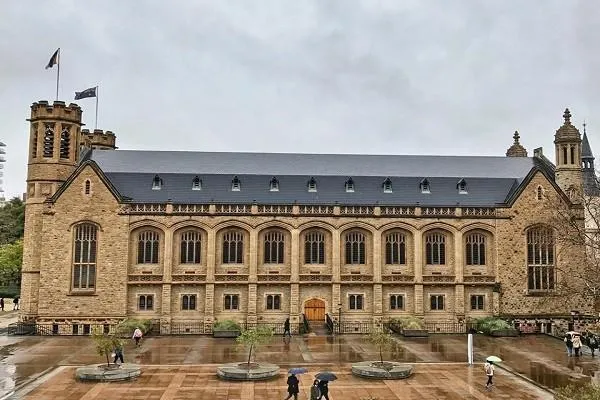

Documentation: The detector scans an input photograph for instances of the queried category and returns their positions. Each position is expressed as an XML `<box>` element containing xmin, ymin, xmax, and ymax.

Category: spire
<box><xmin>506</xmin><ymin>130</ymin><xmax>528</xmax><ymax>157</ymax></box>
<box><xmin>582</xmin><ymin>122</ymin><xmax>594</xmax><ymax>158</ymax></box>
<box><xmin>555</xmin><ymin>107</ymin><xmax>581</xmax><ymax>141</ymax></box>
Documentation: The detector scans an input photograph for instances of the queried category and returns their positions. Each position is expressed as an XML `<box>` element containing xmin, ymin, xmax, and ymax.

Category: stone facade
<box><xmin>18</xmin><ymin>101</ymin><xmax>595</xmax><ymax>332</ymax></box>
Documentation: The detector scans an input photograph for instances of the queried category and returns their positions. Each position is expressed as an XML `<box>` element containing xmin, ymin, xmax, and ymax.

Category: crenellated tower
<box><xmin>21</xmin><ymin>100</ymin><xmax>84</xmax><ymax>321</ymax></box>
<box><xmin>81</xmin><ymin>129</ymin><xmax>117</xmax><ymax>150</ymax></box>
<box><xmin>554</xmin><ymin>108</ymin><xmax>583</xmax><ymax>200</ymax></box>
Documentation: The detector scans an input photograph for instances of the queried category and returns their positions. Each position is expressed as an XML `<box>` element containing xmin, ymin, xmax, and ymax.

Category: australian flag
<box><xmin>45</xmin><ymin>49</ymin><xmax>59</xmax><ymax>69</ymax></box>
<box><xmin>74</xmin><ymin>87</ymin><xmax>97</xmax><ymax>100</ymax></box>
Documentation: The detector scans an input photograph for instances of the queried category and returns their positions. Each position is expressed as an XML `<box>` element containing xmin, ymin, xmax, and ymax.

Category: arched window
<box><xmin>192</xmin><ymin>176</ymin><xmax>202</xmax><ymax>190</ymax></box>
<box><xmin>137</xmin><ymin>230</ymin><xmax>160</xmax><ymax>264</ymax></box>
<box><xmin>305</xmin><ymin>230</ymin><xmax>325</xmax><ymax>264</ymax></box>
<box><xmin>43</xmin><ymin>123</ymin><xmax>54</xmax><ymax>158</ymax></box>
<box><xmin>385</xmin><ymin>232</ymin><xmax>406</xmax><ymax>265</ymax></box>
<box><xmin>466</xmin><ymin>233</ymin><xmax>486</xmax><ymax>265</ymax></box>
<box><xmin>345</xmin><ymin>178</ymin><xmax>355</xmax><ymax>193</ymax></box>
<box><xmin>536</xmin><ymin>186</ymin><xmax>543</xmax><ymax>200</ymax></box>
<box><xmin>60</xmin><ymin>125</ymin><xmax>70</xmax><ymax>159</ymax></box>
<box><xmin>307</xmin><ymin>177</ymin><xmax>317</xmax><ymax>192</ymax></box>
<box><xmin>152</xmin><ymin>175</ymin><xmax>162</xmax><ymax>190</ymax></box>
<box><xmin>264</xmin><ymin>230</ymin><xmax>285</xmax><ymax>264</ymax></box>
<box><xmin>84</xmin><ymin>180</ymin><xmax>91</xmax><ymax>195</ymax></box>
<box><xmin>223</xmin><ymin>230</ymin><xmax>244</xmax><ymax>263</ymax></box>
<box><xmin>269</xmin><ymin>177</ymin><xmax>279</xmax><ymax>192</ymax></box>
<box><xmin>563</xmin><ymin>147</ymin><xmax>568</xmax><ymax>165</ymax></box>
<box><xmin>382</xmin><ymin>178</ymin><xmax>393</xmax><ymax>193</ymax></box>
<box><xmin>180</xmin><ymin>230</ymin><xmax>201</xmax><ymax>264</ymax></box>
<box><xmin>420</xmin><ymin>178</ymin><xmax>431</xmax><ymax>193</ymax></box>
<box><xmin>570</xmin><ymin>146</ymin><xmax>575</xmax><ymax>164</ymax></box>
<box><xmin>73</xmin><ymin>223</ymin><xmax>97</xmax><ymax>290</ymax></box>
<box><xmin>425</xmin><ymin>232</ymin><xmax>446</xmax><ymax>265</ymax></box>
<box><xmin>345</xmin><ymin>231</ymin><xmax>366</xmax><ymax>264</ymax></box>
<box><xmin>527</xmin><ymin>226</ymin><xmax>555</xmax><ymax>291</ymax></box>
<box><xmin>231</xmin><ymin>176</ymin><xmax>241</xmax><ymax>191</ymax></box>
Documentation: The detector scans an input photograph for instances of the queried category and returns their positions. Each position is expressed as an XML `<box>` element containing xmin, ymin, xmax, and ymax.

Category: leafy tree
<box><xmin>92</xmin><ymin>332</ymin><xmax>122</xmax><ymax>367</ymax></box>
<box><xmin>235</xmin><ymin>326</ymin><xmax>273</xmax><ymax>370</ymax></box>
<box><xmin>367</xmin><ymin>330</ymin><xmax>394</xmax><ymax>367</ymax></box>
<box><xmin>0</xmin><ymin>240</ymin><xmax>22</xmax><ymax>286</ymax></box>
<box><xmin>0</xmin><ymin>197</ymin><xmax>24</xmax><ymax>245</ymax></box>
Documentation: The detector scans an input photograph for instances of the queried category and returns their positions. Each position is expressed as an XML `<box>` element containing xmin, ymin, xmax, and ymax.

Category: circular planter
<box><xmin>217</xmin><ymin>362</ymin><xmax>280</xmax><ymax>381</ymax></box>
<box><xmin>76</xmin><ymin>363</ymin><xmax>141</xmax><ymax>382</ymax></box>
<box><xmin>351</xmin><ymin>361</ymin><xmax>413</xmax><ymax>380</ymax></box>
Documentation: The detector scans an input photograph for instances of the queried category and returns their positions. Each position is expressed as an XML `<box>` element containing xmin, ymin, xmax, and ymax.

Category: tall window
<box><xmin>137</xmin><ymin>230</ymin><xmax>160</xmax><ymax>264</ymax></box>
<box><xmin>527</xmin><ymin>226</ymin><xmax>555</xmax><ymax>291</ymax></box>
<box><xmin>43</xmin><ymin>123</ymin><xmax>54</xmax><ymax>158</ymax></box>
<box><xmin>385</xmin><ymin>232</ymin><xmax>406</xmax><ymax>264</ymax></box>
<box><xmin>466</xmin><ymin>233</ymin><xmax>486</xmax><ymax>265</ymax></box>
<box><xmin>536</xmin><ymin>186</ymin><xmax>543</xmax><ymax>200</ymax></box>
<box><xmin>425</xmin><ymin>232</ymin><xmax>446</xmax><ymax>265</ymax></box>
<box><xmin>84</xmin><ymin>180</ymin><xmax>91</xmax><ymax>195</ymax></box>
<box><xmin>430</xmin><ymin>295</ymin><xmax>444</xmax><ymax>310</ymax></box>
<box><xmin>223</xmin><ymin>230</ymin><xmax>244</xmax><ymax>264</ymax></box>
<box><xmin>470</xmin><ymin>295</ymin><xmax>484</xmax><ymax>310</ymax></box>
<box><xmin>180</xmin><ymin>230</ymin><xmax>201</xmax><ymax>264</ymax></box>
<box><xmin>181</xmin><ymin>294</ymin><xmax>197</xmax><ymax>310</ymax></box>
<box><xmin>345</xmin><ymin>231</ymin><xmax>366</xmax><ymax>264</ymax></box>
<box><xmin>266</xmin><ymin>294</ymin><xmax>281</xmax><ymax>310</ymax></box>
<box><xmin>264</xmin><ymin>230</ymin><xmax>285</xmax><ymax>264</ymax></box>
<box><xmin>138</xmin><ymin>295</ymin><xmax>154</xmax><ymax>311</ymax></box>
<box><xmin>305</xmin><ymin>230</ymin><xmax>325</xmax><ymax>264</ymax></box>
<box><xmin>349</xmin><ymin>294</ymin><xmax>364</xmax><ymax>310</ymax></box>
<box><xmin>224</xmin><ymin>294</ymin><xmax>239</xmax><ymax>310</ymax></box>
<box><xmin>60</xmin><ymin>125</ymin><xmax>70</xmax><ymax>159</ymax></box>
<box><xmin>72</xmin><ymin>223</ymin><xmax>97</xmax><ymax>290</ymax></box>
<box><xmin>31</xmin><ymin>124</ymin><xmax>38</xmax><ymax>158</ymax></box>
<box><xmin>390</xmin><ymin>294</ymin><xmax>404</xmax><ymax>310</ymax></box>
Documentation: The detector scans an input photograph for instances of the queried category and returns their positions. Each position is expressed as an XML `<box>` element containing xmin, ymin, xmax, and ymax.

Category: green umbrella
<box><xmin>486</xmin><ymin>356</ymin><xmax>502</xmax><ymax>362</ymax></box>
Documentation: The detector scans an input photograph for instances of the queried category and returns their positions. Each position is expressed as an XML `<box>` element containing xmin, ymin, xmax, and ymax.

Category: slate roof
<box><xmin>88</xmin><ymin>150</ymin><xmax>547</xmax><ymax>206</ymax></box>
<box><xmin>583</xmin><ymin>132</ymin><xmax>594</xmax><ymax>159</ymax></box>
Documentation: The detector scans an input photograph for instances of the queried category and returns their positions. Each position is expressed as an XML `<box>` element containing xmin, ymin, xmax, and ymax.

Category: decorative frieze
<box><xmin>257</xmin><ymin>274</ymin><xmax>291</xmax><ymax>282</ymax></box>
<box><xmin>463</xmin><ymin>275</ymin><xmax>496</xmax><ymax>284</ymax></box>
<box><xmin>298</xmin><ymin>205</ymin><xmax>334</xmax><ymax>215</ymax></box>
<box><xmin>339</xmin><ymin>206</ymin><xmax>374</xmax><ymax>216</ymax></box>
<box><xmin>214</xmin><ymin>274</ymin><xmax>249</xmax><ymax>282</ymax></box>
<box><xmin>215</xmin><ymin>204</ymin><xmax>252</xmax><ymax>214</ymax></box>
<box><xmin>172</xmin><ymin>274</ymin><xmax>207</xmax><ymax>282</ymax></box>
<box><xmin>340</xmin><ymin>274</ymin><xmax>373</xmax><ymax>282</ymax></box>
<box><xmin>380</xmin><ymin>206</ymin><xmax>415</xmax><ymax>216</ymax></box>
<box><xmin>127</xmin><ymin>274</ymin><xmax>163</xmax><ymax>283</ymax></box>
<box><xmin>422</xmin><ymin>275</ymin><xmax>455</xmax><ymax>283</ymax></box>
<box><xmin>461</xmin><ymin>207</ymin><xmax>496</xmax><ymax>217</ymax></box>
<box><xmin>299</xmin><ymin>274</ymin><xmax>332</xmax><ymax>282</ymax></box>
<box><xmin>257</xmin><ymin>205</ymin><xmax>293</xmax><ymax>214</ymax></box>
<box><xmin>421</xmin><ymin>207</ymin><xmax>456</xmax><ymax>217</ymax></box>
<box><xmin>381</xmin><ymin>275</ymin><xmax>415</xmax><ymax>283</ymax></box>
<box><xmin>125</xmin><ymin>203</ymin><xmax>167</xmax><ymax>214</ymax></box>
<box><xmin>172</xmin><ymin>204</ymin><xmax>210</xmax><ymax>214</ymax></box>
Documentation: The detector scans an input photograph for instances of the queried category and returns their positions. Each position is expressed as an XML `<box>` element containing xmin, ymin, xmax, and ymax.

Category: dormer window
<box><xmin>383</xmin><ymin>178</ymin><xmax>393</xmax><ymax>193</ymax></box>
<box><xmin>307</xmin><ymin>177</ymin><xmax>317</xmax><ymax>192</ymax></box>
<box><xmin>269</xmin><ymin>177</ymin><xmax>279</xmax><ymax>192</ymax></box>
<box><xmin>192</xmin><ymin>176</ymin><xmax>202</xmax><ymax>191</ymax></box>
<box><xmin>420</xmin><ymin>178</ymin><xmax>430</xmax><ymax>194</ymax></box>
<box><xmin>345</xmin><ymin>178</ymin><xmax>355</xmax><ymax>193</ymax></box>
<box><xmin>152</xmin><ymin>175</ymin><xmax>162</xmax><ymax>190</ymax></box>
<box><xmin>457</xmin><ymin>179</ymin><xmax>467</xmax><ymax>194</ymax></box>
<box><xmin>231</xmin><ymin>176</ymin><xmax>241</xmax><ymax>191</ymax></box>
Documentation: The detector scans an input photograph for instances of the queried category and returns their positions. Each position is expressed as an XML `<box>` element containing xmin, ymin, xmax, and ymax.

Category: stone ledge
<box><xmin>76</xmin><ymin>363</ymin><xmax>141</xmax><ymax>381</ymax></box>
<box><xmin>217</xmin><ymin>362</ymin><xmax>280</xmax><ymax>381</ymax></box>
<box><xmin>351</xmin><ymin>361</ymin><xmax>413</xmax><ymax>380</ymax></box>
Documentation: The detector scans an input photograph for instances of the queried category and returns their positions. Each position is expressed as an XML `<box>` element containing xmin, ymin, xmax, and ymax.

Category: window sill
<box><xmin>525</xmin><ymin>291</ymin><xmax>557</xmax><ymax>297</ymax></box>
<box><xmin>68</xmin><ymin>291</ymin><xmax>97</xmax><ymax>296</ymax></box>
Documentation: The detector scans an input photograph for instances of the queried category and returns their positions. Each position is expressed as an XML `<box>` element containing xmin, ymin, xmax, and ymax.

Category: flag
<box><xmin>45</xmin><ymin>48</ymin><xmax>59</xmax><ymax>70</ymax></box>
<box><xmin>74</xmin><ymin>87</ymin><xmax>97</xmax><ymax>100</ymax></box>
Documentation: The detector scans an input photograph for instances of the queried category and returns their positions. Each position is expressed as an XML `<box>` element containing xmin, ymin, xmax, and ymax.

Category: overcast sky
<box><xmin>1</xmin><ymin>0</ymin><xmax>599</xmax><ymax>198</ymax></box>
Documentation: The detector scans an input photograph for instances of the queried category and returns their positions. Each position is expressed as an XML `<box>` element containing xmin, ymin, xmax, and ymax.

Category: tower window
<box><xmin>536</xmin><ymin>186</ymin><xmax>543</xmax><ymax>200</ymax></box>
<box><xmin>84</xmin><ymin>180</ymin><xmax>91</xmax><ymax>195</ymax></box>
<box><xmin>457</xmin><ymin>179</ymin><xmax>467</xmax><ymax>194</ymax></box>
<box><xmin>420</xmin><ymin>178</ymin><xmax>431</xmax><ymax>193</ymax></box>
<box><xmin>269</xmin><ymin>177</ymin><xmax>279</xmax><ymax>192</ymax></box>
<box><xmin>345</xmin><ymin>178</ymin><xmax>355</xmax><ymax>193</ymax></box>
<box><xmin>570</xmin><ymin>146</ymin><xmax>575</xmax><ymax>165</ymax></box>
<box><xmin>31</xmin><ymin>124</ymin><xmax>38</xmax><ymax>158</ymax></box>
<box><xmin>307</xmin><ymin>177</ymin><xmax>317</xmax><ymax>192</ymax></box>
<box><xmin>192</xmin><ymin>176</ymin><xmax>202</xmax><ymax>190</ymax></box>
<box><xmin>382</xmin><ymin>178</ymin><xmax>393</xmax><ymax>193</ymax></box>
<box><xmin>563</xmin><ymin>147</ymin><xmax>568</xmax><ymax>165</ymax></box>
<box><xmin>60</xmin><ymin>125</ymin><xmax>71</xmax><ymax>159</ymax></box>
<box><xmin>43</xmin><ymin>123</ymin><xmax>55</xmax><ymax>158</ymax></box>
<box><xmin>231</xmin><ymin>176</ymin><xmax>241</xmax><ymax>191</ymax></box>
<box><xmin>152</xmin><ymin>175</ymin><xmax>162</xmax><ymax>190</ymax></box>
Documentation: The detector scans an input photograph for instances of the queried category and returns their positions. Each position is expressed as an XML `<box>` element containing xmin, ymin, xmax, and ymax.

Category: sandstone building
<box><xmin>19</xmin><ymin>100</ymin><xmax>594</xmax><ymax>334</ymax></box>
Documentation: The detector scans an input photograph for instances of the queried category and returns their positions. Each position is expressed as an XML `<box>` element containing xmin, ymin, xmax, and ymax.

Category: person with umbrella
<box><xmin>315</xmin><ymin>372</ymin><xmax>336</xmax><ymax>400</ymax></box>
<box><xmin>484</xmin><ymin>356</ymin><xmax>501</xmax><ymax>390</ymax></box>
<box><xmin>310</xmin><ymin>379</ymin><xmax>321</xmax><ymax>400</ymax></box>
<box><xmin>283</xmin><ymin>372</ymin><xmax>300</xmax><ymax>400</ymax></box>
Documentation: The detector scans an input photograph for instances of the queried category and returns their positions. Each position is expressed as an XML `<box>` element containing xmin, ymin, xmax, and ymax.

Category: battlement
<box><xmin>81</xmin><ymin>129</ymin><xmax>117</xmax><ymax>150</ymax></box>
<box><xmin>29</xmin><ymin>100</ymin><xmax>83</xmax><ymax>124</ymax></box>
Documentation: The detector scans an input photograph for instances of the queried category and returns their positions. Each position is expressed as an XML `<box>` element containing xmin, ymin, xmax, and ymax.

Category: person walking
<box><xmin>132</xmin><ymin>327</ymin><xmax>143</xmax><ymax>347</ymax></box>
<box><xmin>310</xmin><ymin>380</ymin><xmax>321</xmax><ymax>400</ymax></box>
<box><xmin>484</xmin><ymin>360</ymin><xmax>495</xmax><ymax>390</ymax></box>
<box><xmin>113</xmin><ymin>342</ymin><xmax>124</xmax><ymax>364</ymax></box>
<box><xmin>317</xmin><ymin>379</ymin><xmax>330</xmax><ymax>400</ymax></box>
<box><xmin>573</xmin><ymin>334</ymin><xmax>582</xmax><ymax>357</ymax></box>
<box><xmin>589</xmin><ymin>333</ymin><xmax>599</xmax><ymax>356</ymax></box>
<box><xmin>1</xmin><ymin>298</ymin><xmax>5</xmax><ymax>312</ymax></box>
<box><xmin>283</xmin><ymin>318</ymin><xmax>291</xmax><ymax>338</ymax></box>
<box><xmin>565</xmin><ymin>333</ymin><xmax>573</xmax><ymax>356</ymax></box>
<box><xmin>12</xmin><ymin>297</ymin><xmax>18</xmax><ymax>311</ymax></box>
<box><xmin>283</xmin><ymin>373</ymin><xmax>299</xmax><ymax>400</ymax></box>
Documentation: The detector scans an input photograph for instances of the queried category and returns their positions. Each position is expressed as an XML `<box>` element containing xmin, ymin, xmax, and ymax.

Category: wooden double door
<box><xmin>304</xmin><ymin>299</ymin><xmax>326</xmax><ymax>321</ymax></box>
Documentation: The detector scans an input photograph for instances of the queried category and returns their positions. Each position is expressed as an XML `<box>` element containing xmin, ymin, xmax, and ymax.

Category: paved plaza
<box><xmin>0</xmin><ymin>332</ymin><xmax>596</xmax><ymax>399</ymax></box>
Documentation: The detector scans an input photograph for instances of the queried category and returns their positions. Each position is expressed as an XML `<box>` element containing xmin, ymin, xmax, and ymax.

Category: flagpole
<box><xmin>56</xmin><ymin>48</ymin><xmax>60</xmax><ymax>101</ymax></box>
<box><xmin>95</xmin><ymin>86</ymin><xmax>99</xmax><ymax>130</ymax></box>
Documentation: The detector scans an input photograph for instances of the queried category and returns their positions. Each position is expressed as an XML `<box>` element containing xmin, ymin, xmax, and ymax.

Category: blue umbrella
<box><xmin>288</xmin><ymin>367</ymin><xmax>308</xmax><ymax>375</ymax></box>
<box><xmin>315</xmin><ymin>371</ymin><xmax>337</xmax><ymax>381</ymax></box>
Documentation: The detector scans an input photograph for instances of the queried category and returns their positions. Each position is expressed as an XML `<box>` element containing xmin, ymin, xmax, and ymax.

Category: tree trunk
<box><xmin>380</xmin><ymin>346</ymin><xmax>383</xmax><ymax>365</ymax></box>
<box><xmin>106</xmin><ymin>351</ymin><xmax>110</xmax><ymax>367</ymax></box>
<box><xmin>247</xmin><ymin>344</ymin><xmax>253</xmax><ymax>369</ymax></box>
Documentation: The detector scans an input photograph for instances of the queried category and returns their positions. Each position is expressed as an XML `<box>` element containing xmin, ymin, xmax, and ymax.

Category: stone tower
<box><xmin>581</xmin><ymin>123</ymin><xmax>600</xmax><ymax>196</ymax></box>
<box><xmin>554</xmin><ymin>108</ymin><xmax>583</xmax><ymax>199</ymax></box>
<box><xmin>506</xmin><ymin>131</ymin><xmax>528</xmax><ymax>157</ymax></box>
<box><xmin>20</xmin><ymin>100</ymin><xmax>84</xmax><ymax>321</ymax></box>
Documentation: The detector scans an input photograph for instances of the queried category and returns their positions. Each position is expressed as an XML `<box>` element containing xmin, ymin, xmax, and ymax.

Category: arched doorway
<box><xmin>304</xmin><ymin>298</ymin><xmax>326</xmax><ymax>321</ymax></box>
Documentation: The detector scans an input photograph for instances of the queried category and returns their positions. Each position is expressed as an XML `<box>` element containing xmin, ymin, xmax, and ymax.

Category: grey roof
<box><xmin>87</xmin><ymin>150</ymin><xmax>544</xmax><ymax>206</ymax></box>
<box><xmin>583</xmin><ymin>132</ymin><xmax>594</xmax><ymax>159</ymax></box>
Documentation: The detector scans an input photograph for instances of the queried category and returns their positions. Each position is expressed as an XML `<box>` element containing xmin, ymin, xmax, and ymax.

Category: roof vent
<box><xmin>420</xmin><ymin>178</ymin><xmax>430</xmax><ymax>194</ymax></box>
<box><xmin>307</xmin><ymin>177</ymin><xmax>317</xmax><ymax>192</ymax></box>
<box><xmin>269</xmin><ymin>177</ymin><xmax>279</xmax><ymax>192</ymax></box>
<box><xmin>231</xmin><ymin>176</ymin><xmax>241</xmax><ymax>191</ymax></box>
<box><xmin>382</xmin><ymin>178</ymin><xmax>393</xmax><ymax>193</ymax></box>
<box><xmin>152</xmin><ymin>175</ymin><xmax>162</xmax><ymax>190</ymax></box>
<box><xmin>192</xmin><ymin>176</ymin><xmax>202</xmax><ymax>191</ymax></box>
<box><xmin>457</xmin><ymin>178</ymin><xmax>467</xmax><ymax>194</ymax></box>
<box><xmin>345</xmin><ymin>178</ymin><xmax>355</xmax><ymax>193</ymax></box>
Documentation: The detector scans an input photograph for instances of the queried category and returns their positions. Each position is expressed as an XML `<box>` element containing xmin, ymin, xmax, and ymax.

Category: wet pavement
<box><xmin>0</xmin><ymin>333</ymin><xmax>596</xmax><ymax>398</ymax></box>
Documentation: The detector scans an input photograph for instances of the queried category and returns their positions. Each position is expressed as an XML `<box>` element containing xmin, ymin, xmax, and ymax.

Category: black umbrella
<box><xmin>315</xmin><ymin>371</ymin><xmax>337</xmax><ymax>381</ymax></box>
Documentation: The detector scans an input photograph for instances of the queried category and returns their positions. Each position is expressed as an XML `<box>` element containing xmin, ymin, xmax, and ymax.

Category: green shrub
<box><xmin>115</xmin><ymin>318</ymin><xmax>153</xmax><ymax>336</ymax></box>
<box><xmin>555</xmin><ymin>382</ymin><xmax>600</xmax><ymax>399</ymax></box>
<box><xmin>0</xmin><ymin>287</ymin><xmax>19</xmax><ymax>299</ymax></box>
<box><xmin>213</xmin><ymin>319</ymin><xmax>241</xmax><ymax>331</ymax></box>
<box><xmin>475</xmin><ymin>317</ymin><xmax>511</xmax><ymax>334</ymax></box>
<box><xmin>390</xmin><ymin>316</ymin><xmax>425</xmax><ymax>330</ymax></box>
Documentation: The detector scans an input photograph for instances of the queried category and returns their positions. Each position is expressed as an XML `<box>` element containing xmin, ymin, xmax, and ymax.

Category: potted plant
<box><xmin>236</xmin><ymin>326</ymin><xmax>274</xmax><ymax>370</ymax></box>
<box><xmin>475</xmin><ymin>317</ymin><xmax>518</xmax><ymax>337</ymax></box>
<box><xmin>213</xmin><ymin>319</ymin><xmax>242</xmax><ymax>338</ymax></box>
<box><xmin>390</xmin><ymin>316</ymin><xmax>428</xmax><ymax>337</ymax></box>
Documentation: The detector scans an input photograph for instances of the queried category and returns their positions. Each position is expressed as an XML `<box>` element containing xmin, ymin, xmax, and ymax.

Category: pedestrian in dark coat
<box><xmin>317</xmin><ymin>380</ymin><xmax>330</xmax><ymax>400</ymax></box>
<box><xmin>113</xmin><ymin>343</ymin><xmax>124</xmax><ymax>364</ymax></box>
<box><xmin>565</xmin><ymin>333</ymin><xmax>573</xmax><ymax>356</ymax></box>
<box><xmin>1</xmin><ymin>298</ymin><xmax>5</xmax><ymax>311</ymax></box>
<box><xmin>284</xmin><ymin>373</ymin><xmax>299</xmax><ymax>400</ymax></box>
<box><xmin>310</xmin><ymin>380</ymin><xmax>321</xmax><ymax>400</ymax></box>
<box><xmin>283</xmin><ymin>318</ymin><xmax>291</xmax><ymax>338</ymax></box>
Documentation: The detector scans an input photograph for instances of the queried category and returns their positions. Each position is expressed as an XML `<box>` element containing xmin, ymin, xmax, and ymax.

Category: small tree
<box><xmin>92</xmin><ymin>332</ymin><xmax>122</xmax><ymax>367</ymax></box>
<box><xmin>368</xmin><ymin>330</ymin><xmax>394</xmax><ymax>367</ymax></box>
<box><xmin>235</xmin><ymin>326</ymin><xmax>273</xmax><ymax>370</ymax></box>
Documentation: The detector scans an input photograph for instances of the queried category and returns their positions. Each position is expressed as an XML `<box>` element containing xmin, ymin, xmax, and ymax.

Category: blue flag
<box><xmin>75</xmin><ymin>87</ymin><xmax>97</xmax><ymax>100</ymax></box>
